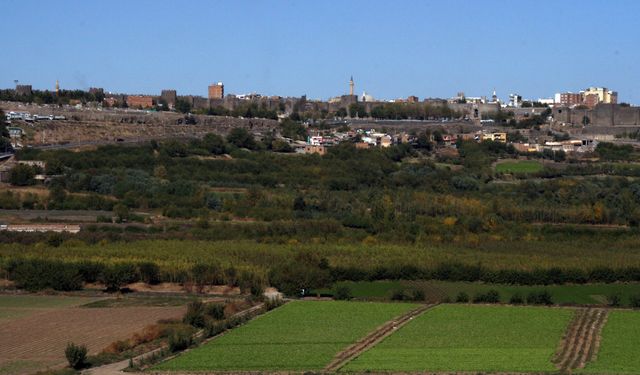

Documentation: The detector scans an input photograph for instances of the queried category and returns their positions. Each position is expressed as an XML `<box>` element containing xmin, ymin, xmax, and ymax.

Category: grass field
<box><xmin>154</xmin><ymin>301</ymin><xmax>417</xmax><ymax>371</ymax></box>
<box><xmin>343</xmin><ymin>304</ymin><xmax>572</xmax><ymax>372</ymax></box>
<box><xmin>496</xmin><ymin>160</ymin><xmax>544</xmax><ymax>173</ymax></box>
<box><xmin>315</xmin><ymin>280</ymin><xmax>640</xmax><ymax>306</ymax></box>
<box><xmin>0</xmin><ymin>294</ymin><xmax>104</xmax><ymax>321</ymax></box>
<box><xmin>582</xmin><ymin>310</ymin><xmax>640</xmax><ymax>374</ymax></box>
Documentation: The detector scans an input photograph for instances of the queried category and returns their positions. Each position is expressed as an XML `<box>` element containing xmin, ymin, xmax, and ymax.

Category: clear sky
<box><xmin>2</xmin><ymin>0</ymin><xmax>639</xmax><ymax>103</ymax></box>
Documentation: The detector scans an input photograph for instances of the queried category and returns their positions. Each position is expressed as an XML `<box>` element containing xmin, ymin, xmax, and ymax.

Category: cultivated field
<box><xmin>4</xmin><ymin>238</ymin><xmax>640</xmax><ymax>277</ymax></box>
<box><xmin>343</xmin><ymin>304</ymin><xmax>572</xmax><ymax>373</ymax></box>
<box><xmin>318</xmin><ymin>280</ymin><xmax>640</xmax><ymax>306</ymax></box>
<box><xmin>154</xmin><ymin>300</ymin><xmax>417</xmax><ymax>371</ymax></box>
<box><xmin>581</xmin><ymin>310</ymin><xmax>640</xmax><ymax>374</ymax></box>
<box><xmin>0</xmin><ymin>295</ymin><xmax>185</xmax><ymax>375</ymax></box>
<box><xmin>495</xmin><ymin>159</ymin><xmax>544</xmax><ymax>173</ymax></box>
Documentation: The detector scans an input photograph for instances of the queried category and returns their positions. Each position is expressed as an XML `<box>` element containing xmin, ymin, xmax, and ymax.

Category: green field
<box><xmin>154</xmin><ymin>300</ymin><xmax>417</xmax><ymax>371</ymax></box>
<box><xmin>343</xmin><ymin>304</ymin><xmax>572</xmax><ymax>372</ymax></box>
<box><xmin>317</xmin><ymin>280</ymin><xmax>640</xmax><ymax>306</ymax></box>
<box><xmin>0</xmin><ymin>294</ymin><xmax>104</xmax><ymax>321</ymax></box>
<box><xmin>0</xmin><ymin>295</ymin><xmax>101</xmax><ymax>309</ymax></box>
<box><xmin>496</xmin><ymin>160</ymin><xmax>544</xmax><ymax>173</ymax></box>
<box><xmin>582</xmin><ymin>310</ymin><xmax>640</xmax><ymax>374</ymax></box>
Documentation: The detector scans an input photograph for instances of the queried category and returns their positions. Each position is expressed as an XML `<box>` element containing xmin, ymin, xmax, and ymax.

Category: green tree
<box><xmin>226</xmin><ymin>128</ymin><xmax>257</xmax><ymax>149</ymax></box>
<box><xmin>202</xmin><ymin>133</ymin><xmax>227</xmax><ymax>154</ymax></box>
<box><xmin>65</xmin><ymin>343</ymin><xmax>88</xmax><ymax>369</ymax></box>
<box><xmin>175</xmin><ymin>99</ymin><xmax>192</xmax><ymax>114</ymax></box>
<box><xmin>9</xmin><ymin>164</ymin><xmax>35</xmax><ymax>186</ymax></box>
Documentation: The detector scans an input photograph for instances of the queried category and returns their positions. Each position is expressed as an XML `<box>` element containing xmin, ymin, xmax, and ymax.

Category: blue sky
<box><xmin>1</xmin><ymin>0</ymin><xmax>639</xmax><ymax>103</ymax></box>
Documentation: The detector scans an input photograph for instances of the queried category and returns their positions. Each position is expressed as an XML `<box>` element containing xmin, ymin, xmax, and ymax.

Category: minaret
<box><xmin>349</xmin><ymin>76</ymin><xmax>354</xmax><ymax>96</ymax></box>
<box><xmin>55</xmin><ymin>80</ymin><xmax>60</xmax><ymax>95</ymax></box>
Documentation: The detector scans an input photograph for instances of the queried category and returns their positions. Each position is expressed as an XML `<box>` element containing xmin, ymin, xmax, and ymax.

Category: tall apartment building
<box><xmin>582</xmin><ymin>87</ymin><xmax>617</xmax><ymax>106</ymax></box>
<box><xmin>558</xmin><ymin>92</ymin><xmax>583</xmax><ymax>106</ymax></box>
<box><xmin>208</xmin><ymin>82</ymin><xmax>224</xmax><ymax>100</ymax></box>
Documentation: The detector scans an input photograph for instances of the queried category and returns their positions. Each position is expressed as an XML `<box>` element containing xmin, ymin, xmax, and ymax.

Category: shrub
<box><xmin>455</xmin><ymin>292</ymin><xmax>469</xmax><ymax>303</ymax></box>
<box><xmin>168</xmin><ymin>330</ymin><xmax>192</xmax><ymax>352</ymax></box>
<box><xmin>391</xmin><ymin>288</ymin><xmax>408</xmax><ymax>301</ymax></box>
<box><xmin>205</xmin><ymin>303</ymin><xmax>226</xmax><ymax>320</ymax></box>
<box><xmin>101</xmin><ymin>263</ymin><xmax>139</xmax><ymax>291</ymax></box>
<box><xmin>630</xmin><ymin>294</ymin><xmax>640</xmax><ymax>308</ymax></box>
<box><xmin>526</xmin><ymin>290</ymin><xmax>553</xmax><ymax>305</ymax></box>
<box><xmin>607</xmin><ymin>294</ymin><xmax>621</xmax><ymax>307</ymax></box>
<box><xmin>509</xmin><ymin>293</ymin><xmax>524</xmax><ymax>304</ymax></box>
<box><xmin>7</xmin><ymin>259</ymin><xmax>82</xmax><ymax>291</ymax></box>
<box><xmin>183</xmin><ymin>301</ymin><xmax>206</xmax><ymax>328</ymax></box>
<box><xmin>334</xmin><ymin>285</ymin><xmax>352</xmax><ymax>300</ymax></box>
<box><xmin>138</xmin><ymin>262</ymin><xmax>160</xmax><ymax>284</ymax></box>
<box><xmin>472</xmin><ymin>289</ymin><xmax>500</xmax><ymax>304</ymax></box>
<box><xmin>411</xmin><ymin>289</ymin><xmax>426</xmax><ymax>301</ymax></box>
<box><xmin>65</xmin><ymin>342</ymin><xmax>88</xmax><ymax>369</ymax></box>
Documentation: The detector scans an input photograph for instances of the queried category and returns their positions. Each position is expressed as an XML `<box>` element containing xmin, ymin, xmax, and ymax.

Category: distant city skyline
<box><xmin>1</xmin><ymin>0</ymin><xmax>639</xmax><ymax>103</ymax></box>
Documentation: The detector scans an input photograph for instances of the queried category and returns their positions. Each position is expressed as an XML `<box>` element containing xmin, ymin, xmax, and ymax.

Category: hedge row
<box><xmin>330</xmin><ymin>262</ymin><xmax>640</xmax><ymax>285</ymax></box>
<box><xmin>4</xmin><ymin>258</ymin><xmax>640</xmax><ymax>292</ymax></box>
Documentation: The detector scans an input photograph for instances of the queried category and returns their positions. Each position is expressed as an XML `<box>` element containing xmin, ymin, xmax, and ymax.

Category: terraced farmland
<box><xmin>581</xmin><ymin>310</ymin><xmax>640</xmax><ymax>374</ymax></box>
<box><xmin>154</xmin><ymin>300</ymin><xmax>417</xmax><ymax>371</ymax></box>
<box><xmin>343</xmin><ymin>304</ymin><xmax>573</xmax><ymax>373</ymax></box>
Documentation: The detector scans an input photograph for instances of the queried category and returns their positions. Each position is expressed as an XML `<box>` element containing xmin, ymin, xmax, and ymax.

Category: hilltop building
<box><xmin>126</xmin><ymin>95</ymin><xmax>154</xmax><ymax>109</ymax></box>
<box><xmin>208</xmin><ymin>82</ymin><xmax>224</xmax><ymax>100</ymax></box>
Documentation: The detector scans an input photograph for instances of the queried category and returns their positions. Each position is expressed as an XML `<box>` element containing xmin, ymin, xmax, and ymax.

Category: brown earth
<box><xmin>0</xmin><ymin>305</ymin><xmax>185</xmax><ymax>374</ymax></box>
<box><xmin>554</xmin><ymin>307</ymin><xmax>609</xmax><ymax>372</ymax></box>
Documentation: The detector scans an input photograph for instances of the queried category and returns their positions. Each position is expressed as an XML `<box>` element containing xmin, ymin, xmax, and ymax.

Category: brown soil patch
<box><xmin>554</xmin><ymin>308</ymin><xmax>609</xmax><ymax>372</ymax></box>
<box><xmin>0</xmin><ymin>185</ymin><xmax>49</xmax><ymax>197</ymax></box>
<box><xmin>0</xmin><ymin>279</ymin><xmax>15</xmax><ymax>289</ymax></box>
<box><xmin>86</xmin><ymin>282</ymin><xmax>241</xmax><ymax>295</ymax></box>
<box><xmin>0</xmin><ymin>305</ymin><xmax>185</xmax><ymax>374</ymax></box>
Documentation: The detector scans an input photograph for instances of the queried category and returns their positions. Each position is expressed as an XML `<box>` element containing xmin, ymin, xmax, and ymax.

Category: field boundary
<box><xmin>84</xmin><ymin>303</ymin><xmax>269</xmax><ymax>375</ymax></box>
<box><xmin>554</xmin><ymin>307</ymin><xmax>609</xmax><ymax>372</ymax></box>
<box><xmin>324</xmin><ymin>303</ymin><xmax>435</xmax><ymax>372</ymax></box>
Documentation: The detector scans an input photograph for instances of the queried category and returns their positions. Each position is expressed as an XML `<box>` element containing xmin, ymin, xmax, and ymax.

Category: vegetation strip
<box><xmin>554</xmin><ymin>308</ymin><xmax>608</xmax><ymax>371</ymax></box>
<box><xmin>152</xmin><ymin>301</ymin><xmax>417</xmax><ymax>371</ymax></box>
<box><xmin>324</xmin><ymin>304</ymin><xmax>435</xmax><ymax>371</ymax></box>
<box><xmin>343</xmin><ymin>304</ymin><xmax>572</xmax><ymax>373</ymax></box>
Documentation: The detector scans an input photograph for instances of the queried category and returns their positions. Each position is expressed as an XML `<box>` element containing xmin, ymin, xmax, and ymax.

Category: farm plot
<box><xmin>343</xmin><ymin>304</ymin><xmax>572</xmax><ymax>373</ymax></box>
<box><xmin>0</xmin><ymin>294</ymin><xmax>104</xmax><ymax>322</ymax></box>
<box><xmin>495</xmin><ymin>160</ymin><xmax>544</xmax><ymax>173</ymax></box>
<box><xmin>154</xmin><ymin>300</ymin><xmax>417</xmax><ymax>371</ymax></box>
<box><xmin>0</xmin><ymin>295</ymin><xmax>185</xmax><ymax>375</ymax></box>
<box><xmin>581</xmin><ymin>310</ymin><xmax>640</xmax><ymax>374</ymax></box>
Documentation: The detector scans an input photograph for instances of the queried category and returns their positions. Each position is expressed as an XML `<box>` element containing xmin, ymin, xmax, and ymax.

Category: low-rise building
<box><xmin>303</xmin><ymin>145</ymin><xmax>327</xmax><ymax>155</ymax></box>
<box><xmin>0</xmin><ymin>224</ymin><xmax>81</xmax><ymax>233</ymax></box>
<box><xmin>482</xmin><ymin>132</ymin><xmax>507</xmax><ymax>143</ymax></box>
<box><xmin>126</xmin><ymin>95</ymin><xmax>154</xmax><ymax>109</ymax></box>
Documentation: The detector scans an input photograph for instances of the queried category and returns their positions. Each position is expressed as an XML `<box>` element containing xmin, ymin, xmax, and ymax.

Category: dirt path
<box><xmin>324</xmin><ymin>304</ymin><xmax>435</xmax><ymax>372</ymax></box>
<box><xmin>554</xmin><ymin>307</ymin><xmax>609</xmax><ymax>372</ymax></box>
<box><xmin>83</xmin><ymin>303</ymin><xmax>266</xmax><ymax>375</ymax></box>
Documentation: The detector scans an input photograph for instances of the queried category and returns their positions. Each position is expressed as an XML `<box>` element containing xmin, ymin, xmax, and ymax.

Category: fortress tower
<box><xmin>349</xmin><ymin>76</ymin><xmax>354</xmax><ymax>96</ymax></box>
